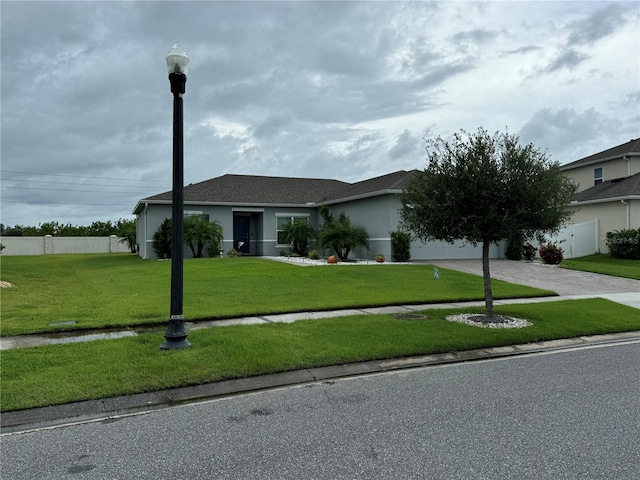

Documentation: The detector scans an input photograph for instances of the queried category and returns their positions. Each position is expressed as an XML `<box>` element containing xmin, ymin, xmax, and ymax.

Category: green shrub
<box><xmin>152</xmin><ymin>218</ymin><xmax>172</xmax><ymax>259</ymax></box>
<box><xmin>605</xmin><ymin>229</ymin><xmax>640</xmax><ymax>259</ymax></box>
<box><xmin>227</xmin><ymin>248</ymin><xmax>238</xmax><ymax>257</ymax></box>
<box><xmin>505</xmin><ymin>233</ymin><xmax>524</xmax><ymax>260</ymax></box>
<box><xmin>390</xmin><ymin>230</ymin><xmax>411</xmax><ymax>262</ymax></box>
<box><xmin>308</xmin><ymin>250</ymin><xmax>321</xmax><ymax>260</ymax></box>
<box><xmin>539</xmin><ymin>242</ymin><xmax>563</xmax><ymax>265</ymax></box>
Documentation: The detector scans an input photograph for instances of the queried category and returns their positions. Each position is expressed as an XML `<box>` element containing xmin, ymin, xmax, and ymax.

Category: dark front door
<box><xmin>233</xmin><ymin>216</ymin><xmax>251</xmax><ymax>254</ymax></box>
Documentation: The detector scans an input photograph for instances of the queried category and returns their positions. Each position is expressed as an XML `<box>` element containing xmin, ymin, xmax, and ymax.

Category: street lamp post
<box><xmin>160</xmin><ymin>43</ymin><xmax>191</xmax><ymax>350</ymax></box>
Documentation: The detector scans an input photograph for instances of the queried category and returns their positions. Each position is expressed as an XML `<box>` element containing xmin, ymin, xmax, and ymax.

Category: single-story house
<box><xmin>133</xmin><ymin>170</ymin><xmax>504</xmax><ymax>260</ymax></box>
<box><xmin>560</xmin><ymin>138</ymin><xmax>640</xmax><ymax>254</ymax></box>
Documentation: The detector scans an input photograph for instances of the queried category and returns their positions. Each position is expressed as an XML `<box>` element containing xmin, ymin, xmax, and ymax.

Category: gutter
<box><xmin>570</xmin><ymin>195</ymin><xmax>640</xmax><ymax>206</ymax></box>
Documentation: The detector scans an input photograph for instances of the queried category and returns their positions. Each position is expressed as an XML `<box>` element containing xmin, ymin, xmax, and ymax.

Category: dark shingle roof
<box><xmin>572</xmin><ymin>172</ymin><xmax>640</xmax><ymax>203</ymax></box>
<box><xmin>139</xmin><ymin>171</ymin><xmax>417</xmax><ymax>208</ymax></box>
<box><xmin>322</xmin><ymin>170</ymin><xmax>418</xmax><ymax>203</ymax></box>
<box><xmin>562</xmin><ymin>138</ymin><xmax>640</xmax><ymax>170</ymax></box>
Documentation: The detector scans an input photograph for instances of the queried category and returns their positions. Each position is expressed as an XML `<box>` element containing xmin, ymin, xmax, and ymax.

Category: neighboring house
<box><xmin>133</xmin><ymin>170</ymin><xmax>503</xmax><ymax>260</ymax></box>
<box><xmin>560</xmin><ymin>138</ymin><xmax>640</xmax><ymax>254</ymax></box>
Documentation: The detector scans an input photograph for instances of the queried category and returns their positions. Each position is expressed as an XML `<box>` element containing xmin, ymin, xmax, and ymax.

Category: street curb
<box><xmin>2</xmin><ymin>331</ymin><xmax>640</xmax><ymax>434</ymax></box>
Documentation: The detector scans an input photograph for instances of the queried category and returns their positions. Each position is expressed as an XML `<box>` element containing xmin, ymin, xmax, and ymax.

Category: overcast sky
<box><xmin>1</xmin><ymin>1</ymin><xmax>638</xmax><ymax>228</ymax></box>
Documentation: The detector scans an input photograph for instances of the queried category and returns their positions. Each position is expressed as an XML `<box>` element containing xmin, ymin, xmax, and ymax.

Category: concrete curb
<box><xmin>3</xmin><ymin>330</ymin><xmax>639</xmax><ymax>434</ymax></box>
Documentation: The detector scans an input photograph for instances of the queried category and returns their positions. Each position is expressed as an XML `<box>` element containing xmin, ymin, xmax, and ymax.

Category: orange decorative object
<box><xmin>327</xmin><ymin>255</ymin><xmax>338</xmax><ymax>264</ymax></box>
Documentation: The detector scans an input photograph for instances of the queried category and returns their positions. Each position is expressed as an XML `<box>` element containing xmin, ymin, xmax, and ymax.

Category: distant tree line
<box><xmin>0</xmin><ymin>219</ymin><xmax>137</xmax><ymax>253</ymax></box>
<box><xmin>0</xmin><ymin>219</ymin><xmax>135</xmax><ymax>237</ymax></box>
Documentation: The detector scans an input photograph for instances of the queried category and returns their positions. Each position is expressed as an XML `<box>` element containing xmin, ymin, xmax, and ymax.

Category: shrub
<box><xmin>227</xmin><ymin>248</ymin><xmax>238</xmax><ymax>257</ymax></box>
<box><xmin>605</xmin><ymin>229</ymin><xmax>640</xmax><ymax>259</ymax></box>
<box><xmin>505</xmin><ymin>233</ymin><xmax>524</xmax><ymax>260</ymax></box>
<box><xmin>390</xmin><ymin>230</ymin><xmax>411</xmax><ymax>262</ymax></box>
<box><xmin>539</xmin><ymin>242</ymin><xmax>563</xmax><ymax>265</ymax></box>
<box><xmin>523</xmin><ymin>242</ymin><xmax>537</xmax><ymax>261</ymax></box>
<box><xmin>152</xmin><ymin>218</ymin><xmax>172</xmax><ymax>259</ymax></box>
<box><xmin>308</xmin><ymin>250</ymin><xmax>321</xmax><ymax>260</ymax></box>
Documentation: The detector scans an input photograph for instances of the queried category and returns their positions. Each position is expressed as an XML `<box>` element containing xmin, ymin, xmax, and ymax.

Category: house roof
<box><xmin>572</xmin><ymin>172</ymin><xmax>640</xmax><ymax>203</ymax></box>
<box><xmin>134</xmin><ymin>170</ymin><xmax>417</xmax><ymax>213</ymax></box>
<box><xmin>561</xmin><ymin>138</ymin><xmax>640</xmax><ymax>170</ymax></box>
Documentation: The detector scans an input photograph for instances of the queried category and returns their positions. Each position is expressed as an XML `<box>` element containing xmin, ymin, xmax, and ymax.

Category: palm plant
<box><xmin>183</xmin><ymin>216</ymin><xmax>223</xmax><ymax>258</ymax></box>
<box><xmin>317</xmin><ymin>211</ymin><xmax>369</xmax><ymax>261</ymax></box>
<box><xmin>282</xmin><ymin>220</ymin><xmax>315</xmax><ymax>256</ymax></box>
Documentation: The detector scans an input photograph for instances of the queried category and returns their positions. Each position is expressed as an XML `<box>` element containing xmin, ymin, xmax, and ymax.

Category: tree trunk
<box><xmin>482</xmin><ymin>240</ymin><xmax>494</xmax><ymax>318</ymax></box>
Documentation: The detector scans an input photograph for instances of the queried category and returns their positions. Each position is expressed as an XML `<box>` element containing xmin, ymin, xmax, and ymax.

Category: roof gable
<box><xmin>562</xmin><ymin>138</ymin><xmax>640</xmax><ymax>170</ymax></box>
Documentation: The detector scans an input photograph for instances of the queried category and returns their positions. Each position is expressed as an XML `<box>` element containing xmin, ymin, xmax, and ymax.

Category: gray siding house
<box><xmin>133</xmin><ymin>170</ymin><xmax>502</xmax><ymax>260</ymax></box>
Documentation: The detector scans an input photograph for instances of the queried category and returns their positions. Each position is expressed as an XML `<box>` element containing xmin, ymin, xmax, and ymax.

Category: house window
<box><xmin>594</xmin><ymin>167</ymin><xmax>603</xmax><ymax>185</ymax></box>
<box><xmin>276</xmin><ymin>216</ymin><xmax>308</xmax><ymax>245</ymax></box>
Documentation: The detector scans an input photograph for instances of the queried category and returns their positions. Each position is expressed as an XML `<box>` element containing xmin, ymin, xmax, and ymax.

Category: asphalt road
<box><xmin>2</xmin><ymin>341</ymin><xmax>639</xmax><ymax>479</ymax></box>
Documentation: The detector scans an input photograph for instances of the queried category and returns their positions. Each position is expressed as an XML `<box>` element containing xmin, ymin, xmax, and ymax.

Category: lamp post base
<box><xmin>160</xmin><ymin>315</ymin><xmax>191</xmax><ymax>350</ymax></box>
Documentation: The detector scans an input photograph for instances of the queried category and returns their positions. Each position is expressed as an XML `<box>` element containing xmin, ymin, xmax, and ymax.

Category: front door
<box><xmin>233</xmin><ymin>216</ymin><xmax>251</xmax><ymax>254</ymax></box>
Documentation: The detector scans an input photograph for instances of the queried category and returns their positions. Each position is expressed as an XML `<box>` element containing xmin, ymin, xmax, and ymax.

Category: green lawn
<box><xmin>561</xmin><ymin>254</ymin><xmax>640</xmax><ymax>280</ymax></box>
<box><xmin>1</xmin><ymin>298</ymin><xmax>638</xmax><ymax>412</ymax></box>
<box><xmin>0</xmin><ymin>254</ymin><xmax>554</xmax><ymax>336</ymax></box>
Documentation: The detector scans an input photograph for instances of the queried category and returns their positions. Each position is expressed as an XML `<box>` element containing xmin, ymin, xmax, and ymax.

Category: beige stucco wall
<box><xmin>565</xmin><ymin>157</ymin><xmax>640</xmax><ymax>192</ymax></box>
<box><xmin>568</xmin><ymin>199</ymin><xmax>640</xmax><ymax>253</ymax></box>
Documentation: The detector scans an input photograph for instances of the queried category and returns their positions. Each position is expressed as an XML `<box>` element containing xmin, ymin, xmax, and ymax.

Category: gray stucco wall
<box><xmin>137</xmin><ymin>196</ymin><xmax>506</xmax><ymax>261</ymax></box>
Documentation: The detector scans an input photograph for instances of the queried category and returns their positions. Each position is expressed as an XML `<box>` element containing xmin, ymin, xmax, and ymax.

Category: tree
<box><xmin>183</xmin><ymin>215</ymin><xmax>223</xmax><ymax>258</ymax></box>
<box><xmin>400</xmin><ymin>128</ymin><xmax>577</xmax><ymax>320</ymax></box>
<box><xmin>152</xmin><ymin>218</ymin><xmax>173</xmax><ymax>259</ymax></box>
<box><xmin>282</xmin><ymin>220</ymin><xmax>315</xmax><ymax>256</ymax></box>
<box><xmin>117</xmin><ymin>219</ymin><xmax>137</xmax><ymax>254</ymax></box>
<box><xmin>317</xmin><ymin>209</ymin><xmax>370</xmax><ymax>261</ymax></box>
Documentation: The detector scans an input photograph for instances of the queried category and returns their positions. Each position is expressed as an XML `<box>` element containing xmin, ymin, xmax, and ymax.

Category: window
<box><xmin>594</xmin><ymin>167</ymin><xmax>603</xmax><ymax>185</ymax></box>
<box><xmin>276</xmin><ymin>215</ymin><xmax>308</xmax><ymax>245</ymax></box>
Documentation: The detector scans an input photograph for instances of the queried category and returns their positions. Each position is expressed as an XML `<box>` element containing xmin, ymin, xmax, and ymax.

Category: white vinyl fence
<box><xmin>0</xmin><ymin>235</ymin><xmax>131</xmax><ymax>256</ymax></box>
<box><xmin>546</xmin><ymin>220</ymin><xmax>599</xmax><ymax>259</ymax></box>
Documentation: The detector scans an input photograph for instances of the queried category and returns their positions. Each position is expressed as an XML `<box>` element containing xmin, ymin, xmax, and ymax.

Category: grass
<box><xmin>561</xmin><ymin>254</ymin><xmax>640</xmax><ymax>280</ymax></box>
<box><xmin>0</xmin><ymin>254</ymin><xmax>554</xmax><ymax>336</ymax></box>
<box><xmin>1</xmin><ymin>298</ymin><xmax>638</xmax><ymax>412</ymax></box>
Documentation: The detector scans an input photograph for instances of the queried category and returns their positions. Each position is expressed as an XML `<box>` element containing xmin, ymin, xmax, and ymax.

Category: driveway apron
<box><xmin>429</xmin><ymin>259</ymin><xmax>640</xmax><ymax>298</ymax></box>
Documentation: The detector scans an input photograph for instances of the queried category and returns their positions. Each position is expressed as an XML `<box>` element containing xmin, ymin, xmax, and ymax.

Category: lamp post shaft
<box><xmin>161</xmin><ymin>72</ymin><xmax>190</xmax><ymax>350</ymax></box>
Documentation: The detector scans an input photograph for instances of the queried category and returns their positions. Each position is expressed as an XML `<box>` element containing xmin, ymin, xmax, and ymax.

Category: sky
<box><xmin>1</xmin><ymin>1</ymin><xmax>639</xmax><ymax>229</ymax></box>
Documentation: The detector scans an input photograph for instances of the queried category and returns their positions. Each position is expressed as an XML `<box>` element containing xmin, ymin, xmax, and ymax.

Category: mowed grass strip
<box><xmin>561</xmin><ymin>254</ymin><xmax>640</xmax><ymax>280</ymax></box>
<box><xmin>0</xmin><ymin>254</ymin><xmax>554</xmax><ymax>336</ymax></box>
<box><xmin>2</xmin><ymin>298</ymin><xmax>638</xmax><ymax>412</ymax></box>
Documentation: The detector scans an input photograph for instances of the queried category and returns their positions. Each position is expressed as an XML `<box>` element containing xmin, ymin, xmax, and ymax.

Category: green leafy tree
<box><xmin>401</xmin><ymin>128</ymin><xmax>577</xmax><ymax>320</ymax></box>
<box><xmin>282</xmin><ymin>220</ymin><xmax>315</xmax><ymax>256</ymax></box>
<box><xmin>183</xmin><ymin>215</ymin><xmax>223</xmax><ymax>258</ymax></box>
<box><xmin>152</xmin><ymin>218</ymin><xmax>172</xmax><ymax>259</ymax></box>
<box><xmin>318</xmin><ymin>210</ymin><xmax>370</xmax><ymax>261</ymax></box>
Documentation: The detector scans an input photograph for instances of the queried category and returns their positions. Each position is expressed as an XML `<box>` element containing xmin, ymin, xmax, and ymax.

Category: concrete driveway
<box><xmin>429</xmin><ymin>259</ymin><xmax>640</xmax><ymax>309</ymax></box>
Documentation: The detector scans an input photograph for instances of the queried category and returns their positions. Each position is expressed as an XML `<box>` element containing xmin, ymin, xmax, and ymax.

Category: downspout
<box><xmin>623</xmin><ymin>156</ymin><xmax>630</xmax><ymax>177</ymax></box>
<box><xmin>621</xmin><ymin>200</ymin><xmax>630</xmax><ymax>229</ymax></box>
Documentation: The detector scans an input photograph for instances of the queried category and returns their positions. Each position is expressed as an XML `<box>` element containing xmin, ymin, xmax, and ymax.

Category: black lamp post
<box><xmin>160</xmin><ymin>43</ymin><xmax>191</xmax><ymax>350</ymax></box>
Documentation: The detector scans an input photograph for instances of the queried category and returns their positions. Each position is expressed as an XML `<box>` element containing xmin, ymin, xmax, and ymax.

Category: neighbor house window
<box><xmin>276</xmin><ymin>215</ymin><xmax>308</xmax><ymax>245</ymax></box>
<box><xmin>594</xmin><ymin>167</ymin><xmax>603</xmax><ymax>185</ymax></box>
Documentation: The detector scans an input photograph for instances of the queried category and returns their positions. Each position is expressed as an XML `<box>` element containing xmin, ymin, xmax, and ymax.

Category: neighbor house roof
<box><xmin>133</xmin><ymin>170</ymin><xmax>417</xmax><ymax>214</ymax></box>
<box><xmin>561</xmin><ymin>138</ymin><xmax>640</xmax><ymax>171</ymax></box>
<box><xmin>571</xmin><ymin>172</ymin><xmax>640</xmax><ymax>204</ymax></box>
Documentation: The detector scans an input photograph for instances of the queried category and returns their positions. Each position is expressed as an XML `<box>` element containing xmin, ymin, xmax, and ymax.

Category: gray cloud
<box><xmin>1</xmin><ymin>1</ymin><xmax>637</xmax><ymax>227</ymax></box>
<box><xmin>566</xmin><ymin>3</ymin><xmax>631</xmax><ymax>47</ymax></box>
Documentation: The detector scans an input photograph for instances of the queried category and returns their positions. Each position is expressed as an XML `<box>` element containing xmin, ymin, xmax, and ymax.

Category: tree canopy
<box><xmin>401</xmin><ymin>128</ymin><xmax>577</xmax><ymax>318</ymax></box>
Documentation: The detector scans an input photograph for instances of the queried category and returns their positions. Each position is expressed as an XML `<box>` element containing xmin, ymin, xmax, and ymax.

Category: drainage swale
<box><xmin>394</xmin><ymin>314</ymin><xmax>427</xmax><ymax>320</ymax></box>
